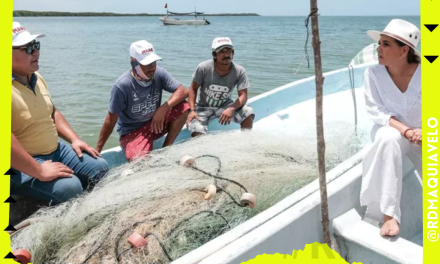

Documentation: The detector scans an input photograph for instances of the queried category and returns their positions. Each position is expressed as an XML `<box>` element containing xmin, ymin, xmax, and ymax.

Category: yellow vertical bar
<box><xmin>422</xmin><ymin>0</ymin><xmax>440</xmax><ymax>263</ymax></box>
<box><xmin>0</xmin><ymin>0</ymin><xmax>14</xmax><ymax>261</ymax></box>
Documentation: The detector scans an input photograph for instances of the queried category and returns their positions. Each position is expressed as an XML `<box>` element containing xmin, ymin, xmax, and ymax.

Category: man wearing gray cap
<box><xmin>11</xmin><ymin>22</ymin><xmax>109</xmax><ymax>205</ymax></box>
<box><xmin>96</xmin><ymin>40</ymin><xmax>189</xmax><ymax>161</ymax></box>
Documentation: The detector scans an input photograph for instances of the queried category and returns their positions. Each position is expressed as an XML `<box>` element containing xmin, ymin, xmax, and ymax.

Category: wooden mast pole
<box><xmin>309</xmin><ymin>0</ymin><xmax>331</xmax><ymax>247</ymax></box>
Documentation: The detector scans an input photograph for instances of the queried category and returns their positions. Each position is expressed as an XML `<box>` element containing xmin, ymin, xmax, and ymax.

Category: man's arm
<box><xmin>52</xmin><ymin>106</ymin><xmax>100</xmax><ymax>158</ymax></box>
<box><xmin>188</xmin><ymin>80</ymin><xmax>200</xmax><ymax>111</ymax></box>
<box><xmin>96</xmin><ymin>112</ymin><xmax>119</xmax><ymax>153</ymax></box>
<box><xmin>185</xmin><ymin>81</ymin><xmax>201</xmax><ymax>127</ymax></box>
<box><xmin>11</xmin><ymin>133</ymin><xmax>73</xmax><ymax>181</ymax></box>
<box><xmin>52</xmin><ymin>106</ymin><xmax>80</xmax><ymax>144</ymax></box>
<box><xmin>164</xmin><ymin>84</ymin><xmax>188</xmax><ymax>109</ymax></box>
<box><xmin>230</xmin><ymin>89</ymin><xmax>248</xmax><ymax>110</ymax></box>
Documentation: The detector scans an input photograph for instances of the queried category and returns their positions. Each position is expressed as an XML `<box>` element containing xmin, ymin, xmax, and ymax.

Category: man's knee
<box><xmin>52</xmin><ymin>176</ymin><xmax>83</xmax><ymax>203</ymax></box>
<box><xmin>93</xmin><ymin>157</ymin><xmax>109</xmax><ymax>179</ymax></box>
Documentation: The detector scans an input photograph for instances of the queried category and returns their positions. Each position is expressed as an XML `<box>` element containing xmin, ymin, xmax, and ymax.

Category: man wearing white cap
<box><xmin>186</xmin><ymin>37</ymin><xmax>254</xmax><ymax>136</ymax></box>
<box><xmin>11</xmin><ymin>22</ymin><xmax>109</xmax><ymax>205</ymax></box>
<box><xmin>96</xmin><ymin>40</ymin><xmax>189</xmax><ymax>161</ymax></box>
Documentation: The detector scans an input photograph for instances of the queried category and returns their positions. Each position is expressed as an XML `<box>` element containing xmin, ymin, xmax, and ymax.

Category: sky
<box><xmin>13</xmin><ymin>0</ymin><xmax>420</xmax><ymax>16</ymax></box>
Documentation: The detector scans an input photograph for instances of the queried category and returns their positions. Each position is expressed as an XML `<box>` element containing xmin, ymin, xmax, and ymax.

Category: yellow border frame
<box><xmin>2</xmin><ymin>1</ymin><xmax>433</xmax><ymax>264</ymax></box>
<box><xmin>422</xmin><ymin>1</ymin><xmax>440</xmax><ymax>263</ymax></box>
<box><xmin>1</xmin><ymin>1</ymin><xmax>13</xmax><ymax>263</ymax></box>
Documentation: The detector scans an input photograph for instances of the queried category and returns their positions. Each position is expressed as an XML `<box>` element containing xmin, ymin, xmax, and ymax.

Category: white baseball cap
<box><xmin>212</xmin><ymin>37</ymin><xmax>234</xmax><ymax>52</ymax></box>
<box><xmin>129</xmin><ymin>40</ymin><xmax>162</xmax><ymax>65</ymax></box>
<box><xmin>367</xmin><ymin>19</ymin><xmax>420</xmax><ymax>58</ymax></box>
<box><xmin>13</xmin><ymin>21</ymin><xmax>45</xmax><ymax>47</ymax></box>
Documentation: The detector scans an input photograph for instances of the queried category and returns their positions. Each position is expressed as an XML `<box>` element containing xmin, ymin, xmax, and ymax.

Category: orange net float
<box><xmin>127</xmin><ymin>232</ymin><xmax>148</xmax><ymax>249</ymax></box>
<box><xmin>13</xmin><ymin>249</ymin><xmax>31</xmax><ymax>264</ymax></box>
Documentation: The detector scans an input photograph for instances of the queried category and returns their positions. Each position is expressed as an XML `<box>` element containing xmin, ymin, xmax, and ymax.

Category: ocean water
<box><xmin>15</xmin><ymin>16</ymin><xmax>420</xmax><ymax>150</ymax></box>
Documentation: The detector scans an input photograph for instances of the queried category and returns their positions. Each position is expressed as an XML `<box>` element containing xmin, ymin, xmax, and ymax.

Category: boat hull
<box><xmin>159</xmin><ymin>17</ymin><xmax>208</xmax><ymax>25</ymax></box>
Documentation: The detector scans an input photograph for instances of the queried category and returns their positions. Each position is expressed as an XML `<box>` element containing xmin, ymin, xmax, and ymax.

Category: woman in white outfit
<box><xmin>360</xmin><ymin>19</ymin><xmax>422</xmax><ymax>237</ymax></box>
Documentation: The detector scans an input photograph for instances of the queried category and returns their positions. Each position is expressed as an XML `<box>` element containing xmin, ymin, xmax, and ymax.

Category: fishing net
<box><xmin>10</xmin><ymin>122</ymin><xmax>366</xmax><ymax>264</ymax></box>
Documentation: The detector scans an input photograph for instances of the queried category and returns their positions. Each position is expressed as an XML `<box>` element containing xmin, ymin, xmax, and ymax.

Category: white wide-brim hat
<box><xmin>367</xmin><ymin>19</ymin><xmax>421</xmax><ymax>58</ymax></box>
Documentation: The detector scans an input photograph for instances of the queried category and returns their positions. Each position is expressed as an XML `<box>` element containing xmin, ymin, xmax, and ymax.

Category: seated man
<box><xmin>186</xmin><ymin>37</ymin><xmax>254</xmax><ymax>136</ymax></box>
<box><xmin>96</xmin><ymin>40</ymin><xmax>189</xmax><ymax>161</ymax></box>
<box><xmin>11</xmin><ymin>22</ymin><xmax>109</xmax><ymax>205</ymax></box>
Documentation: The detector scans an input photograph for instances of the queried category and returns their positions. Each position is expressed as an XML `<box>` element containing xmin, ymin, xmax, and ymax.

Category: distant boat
<box><xmin>159</xmin><ymin>8</ymin><xmax>210</xmax><ymax>26</ymax></box>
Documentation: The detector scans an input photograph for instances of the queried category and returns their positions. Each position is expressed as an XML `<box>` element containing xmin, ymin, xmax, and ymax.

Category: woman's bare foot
<box><xmin>380</xmin><ymin>215</ymin><xmax>400</xmax><ymax>237</ymax></box>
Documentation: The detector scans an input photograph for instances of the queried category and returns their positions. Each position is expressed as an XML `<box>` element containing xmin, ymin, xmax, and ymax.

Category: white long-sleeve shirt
<box><xmin>363</xmin><ymin>64</ymin><xmax>421</xmax><ymax>128</ymax></box>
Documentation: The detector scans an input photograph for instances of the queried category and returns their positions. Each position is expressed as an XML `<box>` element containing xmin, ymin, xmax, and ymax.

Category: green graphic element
<box><xmin>242</xmin><ymin>242</ymin><xmax>362</xmax><ymax>263</ymax></box>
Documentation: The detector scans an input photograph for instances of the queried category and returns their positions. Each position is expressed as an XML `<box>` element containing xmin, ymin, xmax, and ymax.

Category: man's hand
<box><xmin>71</xmin><ymin>139</ymin><xmax>101</xmax><ymax>158</ymax></box>
<box><xmin>37</xmin><ymin>160</ymin><xmax>74</xmax><ymax>182</ymax></box>
<box><xmin>186</xmin><ymin>110</ymin><xmax>200</xmax><ymax>127</ymax></box>
<box><xmin>151</xmin><ymin>104</ymin><xmax>169</xmax><ymax>134</ymax></box>
<box><xmin>219</xmin><ymin>107</ymin><xmax>234</xmax><ymax>125</ymax></box>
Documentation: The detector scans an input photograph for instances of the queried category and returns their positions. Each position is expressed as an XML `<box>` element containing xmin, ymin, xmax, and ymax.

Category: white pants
<box><xmin>360</xmin><ymin>125</ymin><xmax>422</xmax><ymax>223</ymax></box>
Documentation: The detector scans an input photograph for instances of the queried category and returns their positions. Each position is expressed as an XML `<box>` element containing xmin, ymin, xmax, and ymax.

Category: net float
<box><xmin>204</xmin><ymin>184</ymin><xmax>217</xmax><ymax>200</ymax></box>
<box><xmin>180</xmin><ymin>155</ymin><xmax>195</xmax><ymax>167</ymax></box>
<box><xmin>13</xmin><ymin>249</ymin><xmax>31</xmax><ymax>264</ymax></box>
<box><xmin>240</xmin><ymin>193</ymin><xmax>256</xmax><ymax>209</ymax></box>
<box><xmin>127</xmin><ymin>232</ymin><xmax>148</xmax><ymax>249</ymax></box>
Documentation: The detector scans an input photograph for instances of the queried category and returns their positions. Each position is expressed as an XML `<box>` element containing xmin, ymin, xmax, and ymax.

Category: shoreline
<box><xmin>13</xmin><ymin>10</ymin><xmax>260</xmax><ymax>17</ymax></box>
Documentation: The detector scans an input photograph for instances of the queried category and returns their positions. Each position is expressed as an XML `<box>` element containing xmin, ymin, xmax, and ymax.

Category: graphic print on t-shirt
<box><xmin>204</xmin><ymin>84</ymin><xmax>230</xmax><ymax>107</ymax></box>
<box><xmin>131</xmin><ymin>89</ymin><xmax>161</xmax><ymax>119</ymax></box>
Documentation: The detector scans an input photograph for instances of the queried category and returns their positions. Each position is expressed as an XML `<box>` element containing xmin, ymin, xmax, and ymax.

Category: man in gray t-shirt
<box><xmin>187</xmin><ymin>37</ymin><xmax>254</xmax><ymax>136</ymax></box>
<box><xmin>96</xmin><ymin>40</ymin><xmax>190</xmax><ymax>161</ymax></box>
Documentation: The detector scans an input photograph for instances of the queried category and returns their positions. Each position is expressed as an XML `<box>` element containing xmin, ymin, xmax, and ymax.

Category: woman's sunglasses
<box><xmin>13</xmin><ymin>41</ymin><xmax>40</xmax><ymax>55</ymax></box>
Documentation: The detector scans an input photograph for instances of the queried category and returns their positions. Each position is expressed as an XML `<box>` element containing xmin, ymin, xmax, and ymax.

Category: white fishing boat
<box><xmin>159</xmin><ymin>10</ymin><xmax>210</xmax><ymax>26</ymax></box>
<box><xmin>97</xmin><ymin>44</ymin><xmax>422</xmax><ymax>263</ymax></box>
<box><xmin>11</xmin><ymin>44</ymin><xmax>422</xmax><ymax>264</ymax></box>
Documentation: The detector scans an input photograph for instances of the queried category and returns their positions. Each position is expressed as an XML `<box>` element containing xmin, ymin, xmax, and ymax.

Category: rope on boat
<box><xmin>81</xmin><ymin>218</ymin><xmax>115</xmax><ymax>264</ymax></box>
<box><xmin>117</xmin><ymin>232</ymin><xmax>173</xmax><ymax>262</ymax></box>
<box><xmin>304</xmin><ymin>8</ymin><xmax>319</xmax><ymax>69</ymax></box>
<box><xmin>264</xmin><ymin>152</ymin><xmax>299</xmax><ymax>163</ymax></box>
<box><xmin>292</xmin><ymin>9</ymin><xmax>319</xmax><ymax>75</ymax></box>
<box><xmin>192</xmin><ymin>155</ymin><xmax>249</xmax><ymax>193</ymax></box>
<box><xmin>348</xmin><ymin>65</ymin><xmax>358</xmax><ymax>134</ymax></box>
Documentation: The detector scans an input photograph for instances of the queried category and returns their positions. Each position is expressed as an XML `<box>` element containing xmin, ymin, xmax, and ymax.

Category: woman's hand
<box><xmin>404</xmin><ymin>128</ymin><xmax>422</xmax><ymax>146</ymax></box>
<box><xmin>410</xmin><ymin>128</ymin><xmax>422</xmax><ymax>146</ymax></box>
